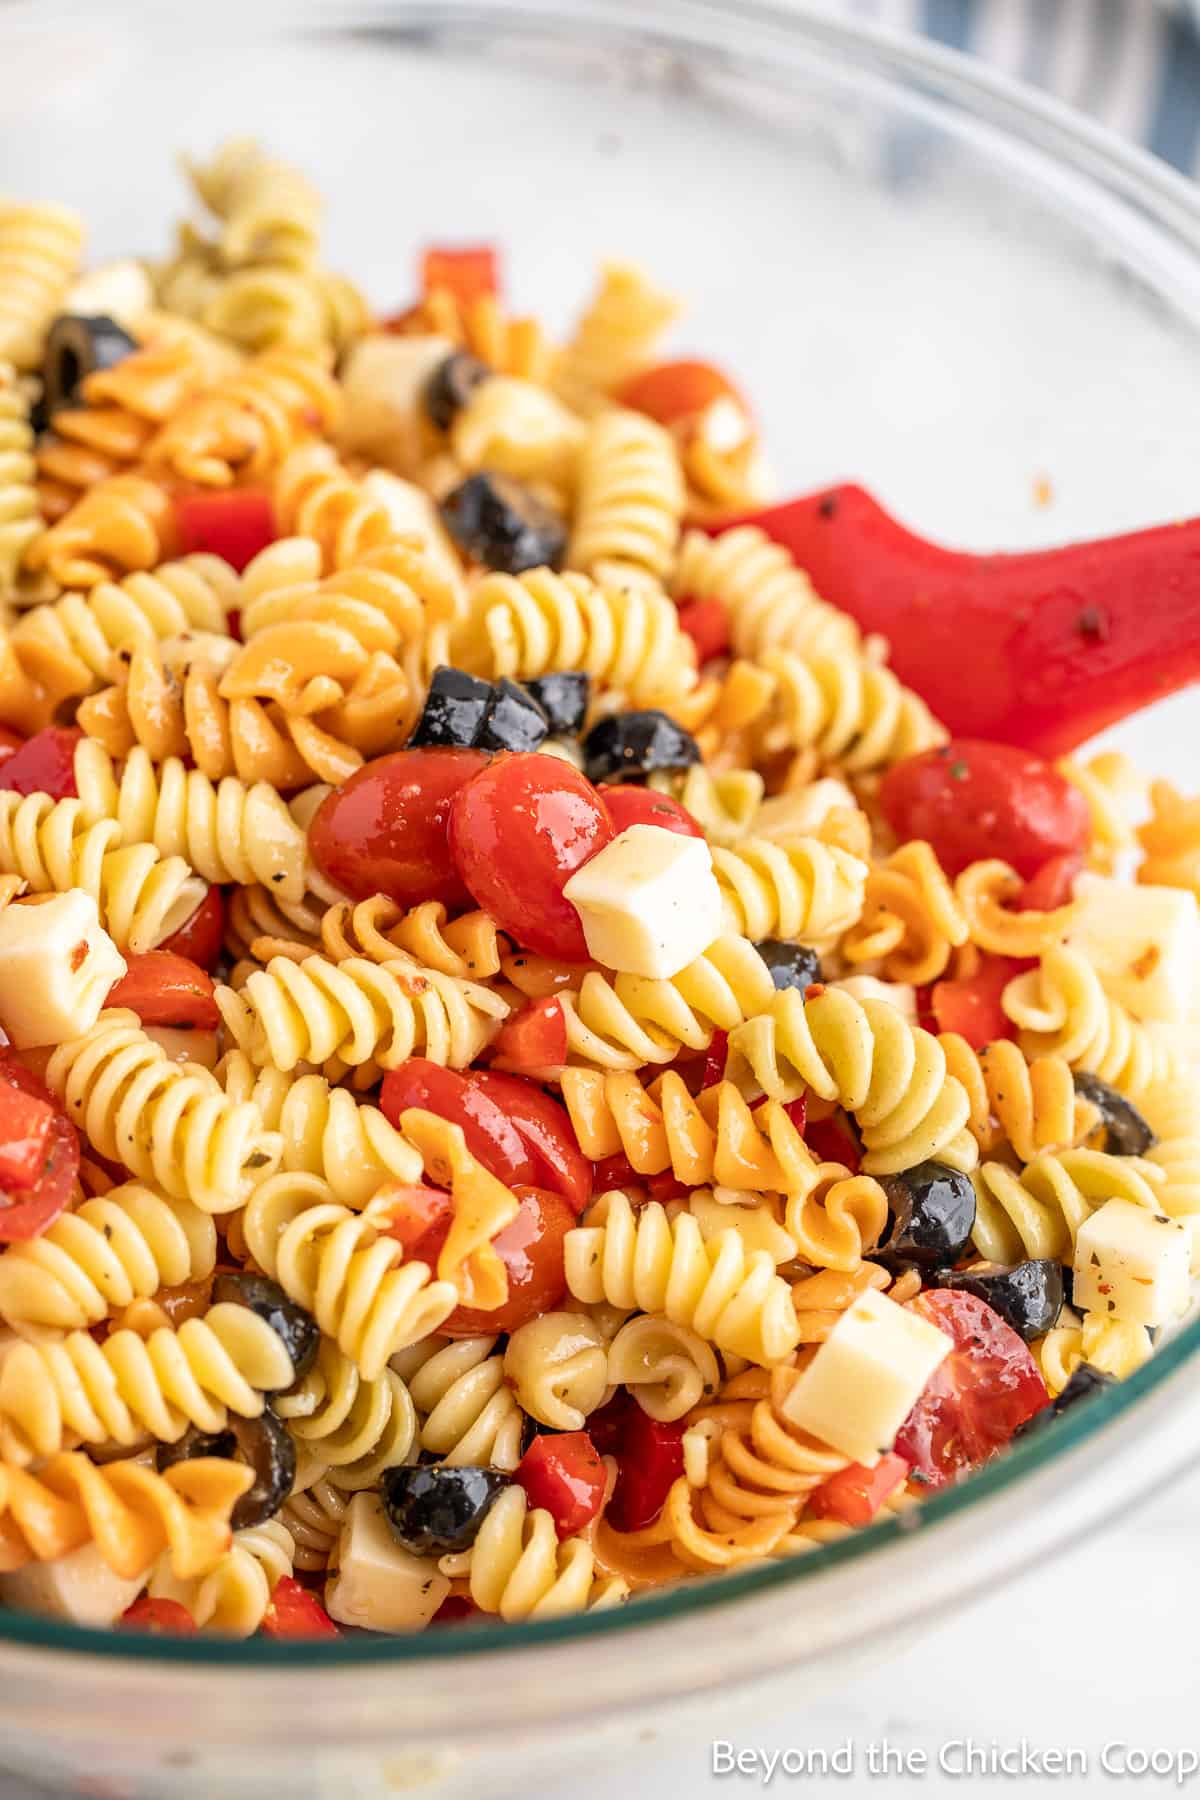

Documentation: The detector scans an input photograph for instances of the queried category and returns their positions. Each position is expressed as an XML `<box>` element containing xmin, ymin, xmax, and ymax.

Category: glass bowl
<box><xmin>3</xmin><ymin>3</ymin><xmax>1200</xmax><ymax>1794</ymax></box>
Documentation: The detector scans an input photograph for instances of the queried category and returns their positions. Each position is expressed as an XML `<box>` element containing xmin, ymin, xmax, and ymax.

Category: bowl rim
<box><xmin>2</xmin><ymin>0</ymin><xmax>1199</xmax><ymax>1671</ymax></box>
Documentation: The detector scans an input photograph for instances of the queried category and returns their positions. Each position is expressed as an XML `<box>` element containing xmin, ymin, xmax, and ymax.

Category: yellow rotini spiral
<box><xmin>36</xmin><ymin>332</ymin><xmax>237</xmax><ymax>519</ymax></box>
<box><xmin>711</xmin><ymin>835</ymin><xmax>868</xmax><ymax>947</ymax></box>
<box><xmin>453</xmin><ymin>564</ymin><xmax>697</xmax><ymax>707</ymax></box>
<box><xmin>225</xmin><ymin>880</ymin><xmax>322</xmax><ymax>965</ymax></box>
<box><xmin>841</xmin><ymin>841</ymin><xmax>967</xmax><ymax>986</ymax></box>
<box><xmin>441</xmin><ymin>1483</ymin><xmax>628</xmax><ymax>1621</ymax></box>
<box><xmin>215</xmin><ymin>1051</ymin><xmax>424</xmax><ymax>1211</ymax></box>
<box><xmin>604</xmin><ymin>1313</ymin><xmax>719</xmax><ymax>1423</ymax></box>
<box><xmin>46</xmin><ymin>1009</ymin><xmax>282</xmax><ymax>1214</ymax></box>
<box><xmin>1036</xmin><ymin>1310</ymin><xmax>1153</xmax><ymax>1398</ymax></box>
<box><xmin>392</xmin><ymin>1334</ymin><xmax>525</xmax><ymax>1469</ymax></box>
<box><xmin>561</xmin><ymin>1069</ymin><xmax>816</xmax><ymax>1196</ymax></box>
<box><xmin>450</xmin><ymin>375</ymin><xmax>585</xmax><ymax>493</ymax></box>
<box><xmin>1001</xmin><ymin>944</ymin><xmax>1179</xmax><ymax>1102</ymax></box>
<box><xmin>400</xmin><ymin>285</ymin><xmax>557</xmax><ymax>385</ymax></box>
<box><xmin>938</xmin><ymin>1034</ymin><xmax>1092</xmax><ymax>1165</ymax></box>
<box><xmin>281</xmin><ymin>1477</ymin><xmax>351</xmax><ymax>1573</ymax></box>
<box><xmin>727</xmin><ymin>985</ymin><xmax>976</xmax><ymax>1176</ymax></box>
<box><xmin>303</xmin><ymin>895</ymin><xmax>503</xmax><ymax>986</ymax></box>
<box><xmin>567</xmin><ymin>408</ymin><xmax>685</xmax><ymax>583</ymax></box>
<box><xmin>0</xmin><ymin>1452</ymin><xmax>251</xmax><ymax>1582</ymax></box>
<box><xmin>73</xmin><ymin>740</ymin><xmax>316</xmax><ymax>902</ymax></box>
<box><xmin>970</xmin><ymin>1148</ymin><xmax>1166</xmax><ymax>1264</ymax></box>
<box><xmin>196</xmin><ymin>265</ymin><xmax>369</xmax><ymax>356</ymax></box>
<box><xmin>1129</xmin><ymin>1083</ymin><xmax>1200</xmax><ymax>1263</ymax></box>
<box><xmin>271</xmin><ymin>444</ymin><xmax>395</xmax><ymax>571</ymax></box>
<box><xmin>1058</xmin><ymin>751</ymin><xmax>1145</xmax><ymax>876</ymax></box>
<box><xmin>555</xmin><ymin>260</ymin><xmax>681</xmax><ymax>413</ymax></box>
<box><xmin>565</xmin><ymin>1191</ymin><xmax>800</xmax><ymax>1365</ymax></box>
<box><xmin>0</xmin><ymin>1181</ymin><xmax>217</xmax><ymax>1335</ymax></box>
<box><xmin>501</xmin><ymin>1313</ymin><xmax>613</xmax><ymax>1432</ymax></box>
<box><xmin>649</xmin><ymin>764</ymin><xmax>764</xmax><ymax>846</ymax></box>
<box><xmin>0</xmin><ymin>200</ymin><xmax>85</xmax><ymax>369</ymax></box>
<box><xmin>559</xmin><ymin>933</ymin><xmax>776</xmax><ymax>1073</ymax></box>
<box><xmin>1138</xmin><ymin>780</ymin><xmax>1200</xmax><ymax>901</ymax></box>
<box><xmin>955</xmin><ymin>858</ymin><xmax>1081</xmax><ymax>958</ymax></box>
<box><xmin>663</xmin><ymin>660</ymin><xmax>777</xmax><ymax>767</ymax></box>
<box><xmin>7</xmin><ymin>551</ymin><xmax>234</xmax><ymax>719</ymax></box>
<box><xmin>241</xmin><ymin>1172</ymin><xmax>458</xmax><ymax>1380</ymax></box>
<box><xmin>671</xmin><ymin>527</ymin><xmax>863</xmax><ymax>662</ymax></box>
<box><xmin>149</xmin><ymin>1518</ymin><xmax>296</xmax><ymax>1637</ymax></box>
<box><xmin>147</xmin><ymin>345</ymin><xmax>341</xmax><ymax>488</ymax></box>
<box><xmin>275</xmin><ymin>1336</ymin><xmax>417</xmax><ymax>1488</ymax></box>
<box><xmin>750</xmin><ymin>647</ymin><xmax>946</xmax><ymax>775</ymax></box>
<box><xmin>0</xmin><ymin>1303</ymin><xmax>296</xmax><ymax>1464</ymax></box>
<box><xmin>0</xmin><ymin>363</ymin><xmax>39</xmax><ymax>592</ymax></box>
<box><xmin>215</xmin><ymin>950</ymin><xmax>509</xmax><ymax>1074</ymax></box>
<box><xmin>186</xmin><ymin>138</ymin><xmax>322</xmax><ymax>271</ymax></box>
<box><xmin>22</xmin><ymin>474</ymin><xmax>179</xmax><ymax>591</ymax></box>
<box><xmin>0</xmin><ymin>789</ymin><xmax>205</xmax><ymax>953</ymax></box>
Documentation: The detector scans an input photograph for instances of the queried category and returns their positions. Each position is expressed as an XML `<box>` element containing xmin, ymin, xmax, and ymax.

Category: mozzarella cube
<box><xmin>0</xmin><ymin>892</ymin><xmax>126</xmax><ymax>1048</ymax></box>
<box><xmin>63</xmin><ymin>260</ymin><xmax>154</xmax><ymax>331</ymax></box>
<box><xmin>562</xmin><ymin>824</ymin><xmax>722</xmax><ymax>979</ymax></box>
<box><xmin>1067</xmin><ymin>875</ymin><xmax>1200</xmax><ymax>1023</ymax></box>
<box><xmin>325</xmin><ymin>1494</ymin><xmax>448</xmax><ymax>1634</ymax></box>
<box><xmin>780</xmin><ymin>1288</ymin><xmax>952</xmax><ymax>1465</ymax></box>
<box><xmin>339</xmin><ymin>333</ymin><xmax>453</xmax><ymax>472</ymax></box>
<box><xmin>0</xmin><ymin>1543</ymin><xmax>146</xmax><ymax>1625</ymax></box>
<box><xmin>1073</xmin><ymin>1197</ymin><xmax>1191</xmax><ymax>1327</ymax></box>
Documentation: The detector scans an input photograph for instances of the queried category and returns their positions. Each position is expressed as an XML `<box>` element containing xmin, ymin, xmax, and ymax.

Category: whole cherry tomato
<box><xmin>0</xmin><ymin>1056</ymin><xmax>79</xmax><ymax>1241</ymax></box>
<box><xmin>895</xmin><ymin>1290</ymin><xmax>1050</xmax><ymax>1487</ymax></box>
<box><xmin>308</xmin><ymin>748</ymin><xmax>489</xmax><ymax>909</ymax></box>
<box><xmin>0</xmin><ymin>726</ymin><xmax>81</xmax><ymax>799</ymax></box>
<box><xmin>159</xmin><ymin>886</ymin><xmax>226</xmax><ymax>972</ymax></box>
<box><xmin>417</xmin><ymin>1185</ymin><xmax>575</xmax><ymax>1335</ymax></box>
<box><xmin>380</xmin><ymin>1061</ymin><xmax>537</xmax><ymax>1188</ymax></box>
<box><xmin>107</xmin><ymin>952</ymin><xmax>219</xmax><ymax>1031</ymax></box>
<box><xmin>808</xmin><ymin>1453</ymin><xmax>910</xmax><ymax>1527</ymax></box>
<box><xmin>674</xmin><ymin>597</ymin><xmax>731</xmax><ymax>666</ymax></box>
<box><xmin>469</xmin><ymin>1070</ymin><xmax>592</xmax><ymax>1215</ymax></box>
<box><xmin>0</xmin><ymin>1084</ymin><xmax>53</xmax><ymax>1191</ymax></box>
<box><xmin>880</xmin><ymin>740</ymin><xmax>1091</xmax><ymax>880</ymax></box>
<box><xmin>175</xmin><ymin>491</ymin><xmax>276</xmax><ymax>573</ymax></box>
<box><xmin>489</xmin><ymin>996</ymin><xmax>569</xmax><ymax>1075</ymax></box>
<box><xmin>597</xmin><ymin>786</ymin><xmax>703</xmax><ymax>839</ymax></box>
<box><xmin>120</xmin><ymin>1597</ymin><xmax>196</xmax><ymax>1635</ymax></box>
<box><xmin>515</xmin><ymin>1432</ymin><xmax>606</xmax><ymax>1538</ymax></box>
<box><xmin>260</xmin><ymin>1577</ymin><xmax>339</xmax><ymax>1639</ymax></box>
<box><xmin>448</xmin><ymin>754</ymin><xmax>615</xmax><ymax>959</ymax></box>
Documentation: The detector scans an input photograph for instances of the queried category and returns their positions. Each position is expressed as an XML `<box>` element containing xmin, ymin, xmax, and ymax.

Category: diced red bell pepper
<box><xmin>106</xmin><ymin>952</ymin><xmax>219</xmax><ymax>1031</ymax></box>
<box><xmin>420</xmin><ymin>245</ymin><xmax>499</xmax><ymax>306</ymax></box>
<box><xmin>0</xmin><ymin>726</ymin><xmax>81</xmax><ymax>799</ymax></box>
<box><xmin>0</xmin><ymin>1085</ymin><xmax>54</xmax><ymax>1191</ymax></box>
<box><xmin>804</xmin><ymin>1111</ymin><xmax>860</xmax><ymax>1172</ymax></box>
<box><xmin>808</xmin><ymin>1453</ymin><xmax>910</xmax><ymax>1527</ymax></box>
<box><xmin>489</xmin><ymin>995</ymin><xmax>568</xmax><ymax>1075</ymax></box>
<box><xmin>515</xmin><ymin>1432</ymin><xmax>606</xmax><ymax>1538</ymax></box>
<box><xmin>719</xmin><ymin>485</ymin><xmax>1200</xmax><ymax>756</ymax></box>
<box><xmin>606</xmin><ymin>1408</ymin><xmax>685</xmax><ymax>1532</ymax></box>
<box><xmin>175</xmin><ymin>491</ymin><xmax>277</xmax><ymax>574</ymax></box>
<box><xmin>431</xmin><ymin>1595</ymin><xmax>482</xmax><ymax>1626</ymax></box>
<box><xmin>119</xmin><ymin>1597</ymin><xmax>196</xmax><ymax>1635</ymax></box>
<box><xmin>926</xmin><ymin>955</ymin><xmax>1024</xmax><ymax>1052</ymax></box>
<box><xmin>260</xmin><ymin>1577</ymin><xmax>339</xmax><ymax>1639</ymax></box>
<box><xmin>675</xmin><ymin>596</ymin><xmax>732</xmax><ymax>664</ymax></box>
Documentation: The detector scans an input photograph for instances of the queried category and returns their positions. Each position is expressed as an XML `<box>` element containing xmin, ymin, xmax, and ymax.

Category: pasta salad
<box><xmin>0</xmin><ymin>138</ymin><xmax>1193</xmax><ymax>1638</ymax></box>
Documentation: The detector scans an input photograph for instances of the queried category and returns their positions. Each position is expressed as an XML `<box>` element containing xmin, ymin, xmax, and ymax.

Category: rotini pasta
<box><xmin>275</xmin><ymin>1337</ymin><xmax>417</xmax><ymax>1488</ymax></box>
<box><xmin>147</xmin><ymin>345</ymin><xmax>340</xmax><ymax>488</ymax></box>
<box><xmin>955</xmin><ymin>858</ymin><xmax>1081</xmax><ymax>958</ymax></box>
<box><xmin>1002</xmin><ymin>944</ymin><xmax>1179</xmax><ymax>1102</ymax></box>
<box><xmin>0</xmin><ymin>199</ymin><xmax>84</xmax><ymax>369</ymax></box>
<box><xmin>148</xmin><ymin>1518</ymin><xmax>296</xmax><ymax>1637</ymax></box>
<box><xmin>841</xmin><ymin>841</ymin><xmax>967</xmax><ymax>985</ymax></box>
<box><xmin>395</xmin><ymin>1334</ymin><xmax>524</xmax><ymax>1468</ymax></box>
<box><xmin>712</xmin><ymin>835</ymin><xmax>868</xmax><ymax>947</ymax></box>
<box><xmin>1138</xmin><ymin>779</ymin><xmax>1200</xmax><ymax>901</ymax></box>
<box><xmin>501</xmin><ymin>1315</ymin><xmax>611</xmax><ymax>1433</ymax></box>
<box><xmin>971</xmin><ymin>1149</ymin><xmax>1166</xmax><ymax>1264</ymax></box>
<box><xmin>441</xmin><ymin>1483</ymin><xmax>627</xmax><ymax>1621</ymax></box>
<box><xmin>567</xmin><ymin>408</ymin><xmax>685</xmax><ymax>583</ymax></box>
<box><xmin>939</xmin><ymin>1034</ymin><xmax>1093</xmax><ymax>1165</ymax></box>
<box><xmin>671</xmin><ymin>526</ymin><xmax>863</xmax><ymax>662</ymax></box>
<box><xmin>555</xmin><ymin>260</ymin><xmax>681</xmax><ymax>413</ymax></box>
<box><xmin>0</xmin><ymin>363</ymin><xmax>39</xmax><ymax>592</ymax></box>
<box><xmin>604</xmin><ymin>1313</ymin><xmax>719</xmax><ymax>1422</ymax></box>
<box><xmin>21</xmin><ymin>474</ymin><xmax>178</xmax><ymax>590</ymax></box>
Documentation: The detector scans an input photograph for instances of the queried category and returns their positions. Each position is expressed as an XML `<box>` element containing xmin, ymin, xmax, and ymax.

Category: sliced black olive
<box><xmin>524</xmin><ymin>672</ymin><xmax>591</xmax><ymax>737</ymax></box>
<box><xmin>1014</xmin><ymin>1364</ymin><xmax>1119</xmax><ymax>1441</ymax></box>
<box><xmin>931</xmin><ymin>1259</ymin><xmax>1064</xmax><ymax>1341</ymax></box>
<box><xmin>876</xmin><ymin>1161</ymin><xmax>977</xmax><ymax>1270</ymax></box>
<box><xmin>408</xmin><ymin>666</ymin><xmax>494</xmax><ymax>749</ymax></box>
<box><xmin>1073</xmin><ymin>1072</ymin><xmax>1156</xmax><ymax>1157</ymax></box>
<box><xmin>42</xmin><ymin>314</ymin><xmax>138</xmax><ymax>413</ymax></box>
<box><xmin>212</xmin><ymin>1271</ymin><xmax>319</xmax><ymax>1383</ymax></box>
<box><xmin>440</xmin><ymin>472</ymin><xmax>567</xmax><ymax>575</ymax></box>
<box><xmin>156</xmin><ymin>1411</ymin><xmax>295</xmax><ymax>1530</ymax></box>
<box><xmin>754</xmin><ymin>939</ymin><xmax>821</xmax><ymax>994</ymax></box>
<box><xmin>382</xmin><ymin>1464</ymin><xmax>508</xmax><ymax>1555</ymax></box>
<box><xmin>582</xmin><ymin>711</ymin><xmax>701</xmax><ymax>785</ymax></box>
<box><xmin>476</xmin><ymin>678</ymin><xmax>549</xmax><ymax>753</ymax></box>
<box><xmin>423</xmin><ymin>351</ymin><xmax>492</xmax><ymax>432</ymax></box>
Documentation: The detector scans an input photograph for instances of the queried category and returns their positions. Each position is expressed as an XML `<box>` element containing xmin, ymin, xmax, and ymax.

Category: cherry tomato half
<box><xmin>469</xmin><ymin>1070</ymin><xmax>592</xmax><ymax>1215</ymax></box>
<box><xmin>895</xmin><ymin>1289</ymin><xmax>1050</xmax><ymax>1488</ymax></box>
<box><xmin>380</xmin><ymin>1061</ymin><xmax>537</xmax><ymax>1189</ymax></box>
<box><xmin>516</xmin><ymin>1432</ymin><xmax>606</xmax><ymax>1538</ymax></box>
<box><xmin>158</xmin><ymin>886</ymin><xmax>226</xmax><ymax>972</ymax></box>
<box><xmin>0</xmin><ymin>1058</ymin><xmax>79</xmax><ymax>1241</ymax></box>
<box><xmin>591</xmin><ymin>1151</ymin><xmax>689</xmax><ymax>1203</ymax></box>
<box><xmin>175</xmin><ymin>490</ymin><xmax>277</xmax><ymax>574</ymax></box>
<box><xmin>0</xmin><ymin>726</ymin><xmax>81</xmax><ymax>799</ymax></box>
<box><xmin>308</xmin><ymin>748</ymin><xmax>489</xmax><ymax>909</ymax></box>
<box><xmin>1018</xmin><ymin>852</ymin><xmax>1083</xmax><ymax>913</ymax></box>
<box><xmin>0</xmin><ymin>1084</ymin><xmax>54</xmax><ymax>1190</ymax></box>
<box><xmin>489</xmin><ymin>996</ymin><xmax>569</xmax><ymax>1075</ymax></box>
<box><xmin>606</xmin><ymin>1407</ymin><xmax>685</xmax><ymax>1531</ymax></box>
<box><xmin>925</xmin><ymin>955</ymin><xmax>1023</xmax><ymax>1052</ymax></box>
<box><xmin>448</xmin><ymin>754</ymin><xmax>615</xmax><ymax>959</ymax></box>
<box><xmin>673</xmin><ymin>597</ymin><xmax>731</xmax><ymax>666</ymax></box>
<box><xmin>378</xmin><ymin>1184</ymin><xmax>454</xmax><ymax>1257</ymax></box>
<box><xmin>418</xmin><ymin>1185</ymin><xmax>575</xmax><ymax>1335</ymax></box>
<box><xmin>808</xmin><ymin>1453</ymin><xmax>910</xmax><ymax>1527</ymax></box>
<box><xmin>260</xmin><ymin>1577</ymin><xmax>339</xmax><ymax>1639</ymax></box>
<box><xmin>880</xmin><ymin>740</ymin><xmax>1091</xmax><ymax>881</ymax></box>
<box><xmin>617</xmin><ymin>359</ymin><xmax>747</xmax><ymax>427</ymax></box>
<box><xmin>597</xmin><ymin>786</ymin><xmax>703</xmax><ymax>839</ymax></box>
<box><xmin>107</xmin><ymin>952</ymin><xmax>219</xmax><ymax>1031</ymax></box>
<box><xmin>120</xmin><ymin>1597</ymin><xmax>196</xmax><ymax>1635</ymax></box>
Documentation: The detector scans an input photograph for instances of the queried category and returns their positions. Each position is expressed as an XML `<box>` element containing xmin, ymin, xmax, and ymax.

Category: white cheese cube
<box><xmin>0</xmin><ymin>892</ymin><xmax>126</xmax><ymax>1048</ymax></box>
<box><xmin>780</xmin><ymin>1288</ymin><xmax>952</xmax><ymax>1465</ymax></box>
<box><xmin>562</xmin><ymin>824</ymin><xmax>722</xmax><ymax>979</ymax></box>
<box><xmin>339</xmin><ymin>333</ymin><xmax>453</xmax><ymax>473</ymax></box>
<box><xmin>0</xmin><ymin>1543</ymin><xmax>146</xmax><ymax>1625</ymax></box>
<box><xmin>1073</xmin><ymin>1197</ymin><xmax>1191</xmax><ymax>1327</ymax></box>
<box><xmin>1067</xmin><ymin>875</ymin><xmax>1200</xmax><ymax>1023</ymax></box>
<box><xmin>324</xmin><ymin>1494</ymin><xmax>448</xmax><ymax>1634</ymax></box>
<box><xmin>63</xmin><ymin>260</ymin><xmax>154</xmax><ymax>332</ymax></box>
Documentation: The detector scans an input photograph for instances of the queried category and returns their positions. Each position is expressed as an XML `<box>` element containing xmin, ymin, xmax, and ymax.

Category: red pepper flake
<box><xmin>1130</xmin><ymin>945</ymin><xmax>1160</xmax><ymax>980</ymax></box>
<box><xmin>804</xmin><ymin>982</ymin><xmax>827</xmax><ymax>1000</ymax></box>
<box><xmin>1075</xmin><ymin>606</ymin><xmax>1110</xmax><ymax>643</ymax></box>
<box><xmin>68</xmin><ymin>940</ymin><xmax>89</xmax><ymax>973</ymax></box>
